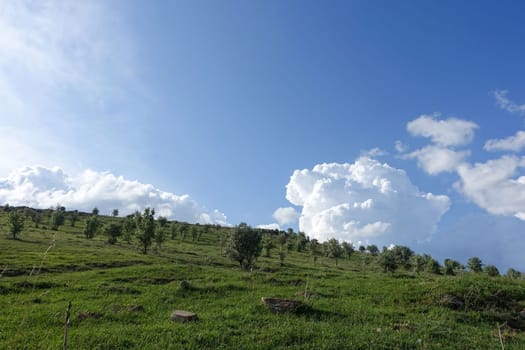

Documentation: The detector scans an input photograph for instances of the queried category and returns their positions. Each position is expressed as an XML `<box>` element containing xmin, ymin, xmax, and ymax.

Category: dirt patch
<box><xmin>268</xmin><ymin>278</ymin><xmax>304</xmax><ymax>286</ymax></box>
<box><xmin>78</xmin><ymin>311</ymin><xmax>104</xmax><ymax>321</ymax></box>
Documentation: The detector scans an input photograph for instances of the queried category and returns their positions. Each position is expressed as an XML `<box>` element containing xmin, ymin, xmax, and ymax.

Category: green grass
<box><xmin>1</xmin><ymin>211</ymin><xmax>525</xmax><ymax>349</ymax></box>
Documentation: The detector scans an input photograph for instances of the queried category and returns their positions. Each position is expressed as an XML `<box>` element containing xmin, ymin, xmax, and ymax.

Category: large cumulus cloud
<box><xmin>0</xmin><ymin>166</ymin><xmax>228</xmax><ymax>225</ymax></box>
<box><xmin>285</xmin><ymin>157</ymin><xmax>450</xmax><ymax>247</ymax></box>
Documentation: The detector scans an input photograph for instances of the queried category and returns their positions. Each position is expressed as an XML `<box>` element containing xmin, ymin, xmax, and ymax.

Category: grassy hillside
<box><xmin>1</xmin><ymin>208</ymin><xmax>525</xmax><ymax>349</ymax></box>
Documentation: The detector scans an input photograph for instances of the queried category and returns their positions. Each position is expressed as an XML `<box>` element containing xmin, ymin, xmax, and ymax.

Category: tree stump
<box><xmin>171</xmin><ymin>310</ymin><xmax>198</xmax><ymax>322</ymax></box>
<box><xmin>261</xmin><ymin>297</ymin><xmax>303</xmax><ymax>313</ymax></box>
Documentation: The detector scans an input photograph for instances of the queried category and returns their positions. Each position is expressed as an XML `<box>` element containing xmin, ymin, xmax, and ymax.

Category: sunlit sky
<box><xmin>2</xmin><ymin>0</ymin><xmax>525</xmax><ymax>270</ymax></box>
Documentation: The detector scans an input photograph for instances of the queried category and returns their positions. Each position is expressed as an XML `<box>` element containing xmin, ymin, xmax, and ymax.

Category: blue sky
<box><xmin>1</xmin><ymin>0</ymin><xmax>525</xmax><ymax>270</ymax></box>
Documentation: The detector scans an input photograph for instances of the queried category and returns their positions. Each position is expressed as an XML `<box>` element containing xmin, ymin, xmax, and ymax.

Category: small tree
<box><xmin>135</xmin><ymin>208</ymin><xmax>156</xmax><ymax>254</ymax></box>
<box><xmin>296</xmin><ymin>232</ymin><xmax>308</xmax><ymax>252</ymax></box>
<box><xmin>484</xmin><ymin>265</ymin><xmax>500</xmax><ymax>277</ymax></box>
<box><xmin>467</xmin><ymin>257</ymin><xmax>483</xmax><ymax>273</ymax></box>
<box><xmin>157</xmin><ymin>216</ymin><xmax>168</xmax><ymax>228</ymax></box>
<box><xmin>104</xmin><ymin>223</ymin><xmax>122</xmax><ymax>244</ymax></box>
<box><xmin>112</xmin><ymin>208</ymin><xmax>119</xmax><ymax>217</ymax></box>
<box><xmin>341</xmin><ymin>241</ymin><xmax>354</xmax><ymax>260</ymax></box>
<box><xmin>426</xmin><ymin>259</ymin><xmax>441</xmax><ymax>274</ymax></box>
<box><xmin>51</xmin><ymin>205</ymin><xmax>66</xmax><ymax>230</ymax></box>
<box><xmin>391</xmin><ymin>245</ymin><xmax>414</xmax><ymax>270</ymax></box>
<box><xmin>170</xmin><ymin>222</ymin><xmax>178</xmax><ymax>240</ymax></box>
<box><xmin>378</xmin><ymin>250</ymin><xmax>398</xmax><ymax>273</ymax></box>
<box><xmin>225</xmin><ymin>223</ymin><xmax>262</xmax><ymax>271</ymax></box>
<box><xmin>262</xmin><ymin>235</ymin><xmax>275</xmax><ymax>257</ymax></box>
<box><xmin>367</xmin><ymin>244</ymin><xmax>379</xmax><ymax>256</ymax></box>
<box><xmin>70</xmin><ymin>210</ymin><xmax>79</xmax><ymax>227</ymax></box>
<box><xmin>444</xmin><ymin>258</ymin><xmax>461</xmax><ymax>276</ymax></box>
<box><xmin>411</xmin><ymin>255</ymin><xmax>426</xmax><ymax>275</ymax></box>
<box><xmin>92</xmin><ymin>207</ymin><xmax>99</xmax><ymax>216</ymax></box>
<box><xmin>155</xmin><ymin>228</ymin><xmax>167</xmax><ymax>251</ymax></box>
<box><xmin>309</xmin><ymin>239</ymin><xmax>320</xmax><ymax>264</ymax></box>
<box><xmin>84</xmin><ymin>215</ymin><xmax>102</xmax><ymax>239</ymax></box>
<box><xmin>327</xmin><ymin>238</ymin><xmax>344</xmax><ymax>266</ymax></box>
<box><xmin>122</xmin><ymin>216</ymin><xmax>136</xmax><ymax>243</ymax></box>
<box><xmin>279</xmin><ymin>251</ymin><xmax>286</xmax><ymax>267</ymax></box>
<box><xmin>506</xmin><ymin>268</ymin><xmax>522</xmax><ymax>279</ymax></box>
<box><xmin>8</xmin><ymin>211</ymin><xmax>25</xmax><ymax>239</ymax></box>
<box><xmin>30</xmin><ymin>211</ymin><xmax>41</xmax><ymax>228</ymax></box>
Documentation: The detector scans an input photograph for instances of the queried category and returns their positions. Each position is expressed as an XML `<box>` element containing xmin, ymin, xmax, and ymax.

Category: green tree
<box><xmin>484</xmin><ymin>264</ymin><xmax>500</xmax><ymax>277</ymax></box>
<box><xmin>426</xmin><ymin>259</ymin><xmax>441</xmax><ymax>274</ymax></box>
<box><xmin>327</xmin><ymin>238</ymin><xmax>344</xmax><ymax>266</ymax></box>
<box><xmin>411</xmin><ymin>254</ymin><xmax>426</xmax><ymax>275</ymax></box>
<box><xmin>51</xmin><ymin>205</ymin><xmax>66</xmax><ymax>230</ymax></box>
<box><xmin>7</xmin><ymin>211</ymin><xmax>25</xmax><ymax>239</ymax></box>
<box><xmin>92</xmin><ymin>207</ymin><xmax>99</xmax><ymax>216</ymax></box>
<box><xmin>391</xmin><ymin>245</ymin><xmax>414</xmax><ymax>269</ymax></box>
<box><xmin>169</xmin><ymin>222</ymin><xmax>178</xmax><ymax>239</ymax></box>
<box><xmin>296</xmin><ymin>232</ymin><xmax>308</xmax><ymax>252</ymax></box>
<box><xmin>69</xmin><ymin>210</ymin><xmax>79</xmax><ymax>227</ymax></box>
<box><xmin>84</xmin><ymin>215</ymin><xmax>102</xmax><ymax>239</ymax></box>
<box><xmin>157</xmin><ymin>216</ymin><xmax>168</xmax><ymax>228</ymax></box>
<box><xmin>467</xmin><ymin>256</ymin><xmax>483</xmax><ymax>273</ymax></box>
<box><xmin>30</xmin><ymin>211</ymin><xmax>41</xmax><ymax>228</ymax></box>
<box><xmin>378</xmin><ymin>250</ymin><xmax>398</xmax><ymax>273</ymax></box>
<box><xmin>341</xmin><ymin>241</ymin><xmax>354</xmax><ymax>260</ymax></box>
<box><xmin>367</xmin><ymin>244</ymin><xmax>379</xmax><ymax>256</ymax></box>
<box><xmin>155</xmin><ymin>228</ymin><xmax>167</xmax><ymax>251</ymax></box>
<box><xmin>506</xmin><ymin>268</ymin><xmax>522</xmax><ymax>279</ymax></box>
<box><xmin>225</xmin><ymin>223</ymin><xmax>262</xmax><ymax>271</ymax></box>
<box><xmin>262</xmin><ymin>235</ymin><xmax>275</xmax><ymax>257</ymax></box>
<box><xmin>135</xmin><ymin>208</ymin><xmax>156</xmax><ymax>254</ymax></box>
<box><xmin>112</xmin><ymin>208</ymin><xmax>119</xmax><ymax>217</ymax></box>
<box><xmin>444</xmin><ymin>258</ymin><xmax>461</xmax><ymax>276</ymax></box>
<box><xmin>104</xmin><ymin>223</ymin><xmax>122</xmax><ymax>244</ymax></box>
<box><xmin>122</xmin><ymin>216</ymin><xmax>136</xmax><ymax>243</ymax></box>
<box><xmin>309</xmin><ymin>239</ymin><xmax>320</xmax><ymax>264</ymax></box>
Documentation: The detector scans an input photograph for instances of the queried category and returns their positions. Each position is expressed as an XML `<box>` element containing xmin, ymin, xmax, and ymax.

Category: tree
<box><xmin>378</xmin><ymin>250</ymin><xmax>398</xmax><ymax>273</ymax></box>
<box><xmin>104</xmin><ymin>223</ymin><xmax>122</xmax><ymax>244</ymax></box>
<box><xmin>262</xmin><ymin>235</ymin><xmax>275</xmax><ymax>257</ymax></box>
<box><xmin>84</xmin><ymin>215</ymin><xmax>102</xmax><ymax>239</ymax></box>
<box><xmin>444</xmin><ymin>259</ymin><xmax>461</xmax><ymax>276</ymax></box>
<box><xmin>70</xmin><ymin>210</ymin><xmax>79</xmax><ymax>227</ymax></box>
<box><xmin>506</xmin><ymin>268</ymin><xmax>522</xmax><ymax>279</ymax></box>
<box><xmin>327</xmin><ymin>238</ymin><xmax>344</xmax><ymax>266</ymax></box>
<box><xmin>341</xmin><ymin>241</ymin><xmax>354</xmax><ymax>260</ymax></box>
<box><xmin>309</xmin><ymin>239</ymin><xmax>320</xmax><ymax>264</ymax></box>
<box><xmin>391</xmin><ymin>245</ymin><xmax>414</xmax><ymax>269</ymax></box>
<box><xmin>170</xmin><ymin>222</ymin><xmax>178</xmax><ymax>240</ymax></box>
<box><xmin>92</xmin><ymin>207</ymin><xmax>99</xmax><ymax>216</ymax></box>
<box><xmin>467</xmin><ymin>257</ymin><xmax>483</xmax><ymax>273</ymax></box>
<box><xmin>135</xmin><ymin>208</ymin><xmax>156</xmax><ymax>254</ymax></box>
<box><xmin>411</xmin><ymin>255</ymin><xmax>426</xmax><ymax>275</ymax></box>
<box><xmin>157</xmin><ymin>216</ymin><xmax>168</xmax><ymax>228</ymax></box>
<box><xmin>30</xmin><ymin>211</ymin><xmax>41</xmax><ymax>228</ymax></box>
<box><xmin>484</xmin><ymin>265</ymin><xmax>500</xmax><ymax>277</ymax></box>
<box><xmin>296</xmin><ymin>232</ymin><xmax>308</xmax><ymax>252</ymax></box>
<box><xmin>8</xmin><ymin>211</ymin><xmax>25</xmax><ymax>239</ymax></box>
<box><xmin>51</xmin><ymin>205</ymin><xmax>66</xmax><ymax>230</ymax></box>
<box><xmin>426</xmin><ymin>259</ymin><xmax>441</xmax><ymax>274</ymax></box>
<box><xmin>122</xmin><ymin>216</ymin><xmax>136</xmax><ymax>243</ymax></box>
<box><xmin>155</xmin><ymin>228</ymin><xmax>167</xmax><ymax>250</ymax></box>
<box><xmin>367</xmin><ymin>244</ymin><xmax>379</xmax><ymax>256</ymax></box>
<box><xmin>112</xmin><ymin>208</ymin><xmax>119</xmax><ymax>217</ymax></box>
<box><xmin>225</xmin><ymin>223</ymin><xmax>262</xmax><ymax>271</ymax></box>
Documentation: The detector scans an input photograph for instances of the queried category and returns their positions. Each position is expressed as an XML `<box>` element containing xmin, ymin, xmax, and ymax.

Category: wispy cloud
<box><xmin>406</xmin><ymin>114</ymin><xmax>478</xmax><ymax>146</ymax></box>
<box><xmin>484</xmin><ymin>131</ymin><xmax>525</xmax><ymax>152</ymax></box>
<box><xmin>493</xmin><ymin>90</ymin><xmax>525</xmax><ymax>115</ymax></box>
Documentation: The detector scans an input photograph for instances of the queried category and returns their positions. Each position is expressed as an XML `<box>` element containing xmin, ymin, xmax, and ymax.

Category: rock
<box><xmin>440</xmin><ymin>294</ymin><xmax>464</xmax><ymax>309</ymax></box>
<box><xmin>171</xmin><ymin>310</ymin><xmax>198</xmax><ymax>322</ymax></box>
<box><xmin>261</xmin><ymin>297</ymin><xmax>303</xmax><ymax>313</ymax></box>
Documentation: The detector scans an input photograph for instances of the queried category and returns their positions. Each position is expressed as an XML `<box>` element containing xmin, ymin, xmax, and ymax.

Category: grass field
<box><xmin>1</xmin><ymin>209</ymin><xmax>525</xmax><ymax>349</ymax></box>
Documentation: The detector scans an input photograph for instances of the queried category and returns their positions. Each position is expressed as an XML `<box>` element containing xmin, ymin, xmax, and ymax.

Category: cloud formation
<box><xmin>0</xmin><ymin>166</ymin><xmax>228</xmax><ymax>225</ymax></box>
<box><xmin>285</xmin><ymin>157</ymin><xmax>450</xmax><ymax>247</ymax></box>
<box><xmin>455</xmin><ymin>156</ymin><xmax>525</xmax><ymax>220</ymax></box>
<box><xmin>272</xmin><ymin>207</ymin><xmax>299</xmax><ymax>226</ymax></box>
<box><xmin>407</xmin><ymin>114</ymin><xmax>478</xmax><ymax>146</ymax></box>
<box><xmin>406</xmin><ymin>145</ymin><xmax>470</xmax><ymax>175</ymax></box>
<box><xmin>484</xmin><ymin>131</ymin><xmax>525</xmax><ymax>152</ymax></box>
<box><xmin>493</xmin><ymin>90</ymin><xmax>525</xmax><ymax>115</ymax></box>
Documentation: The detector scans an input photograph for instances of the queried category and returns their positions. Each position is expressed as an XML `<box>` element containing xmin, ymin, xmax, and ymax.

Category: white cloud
<box><xmin>484</xmin><ymin>131</ymin><xmax>525</xmax><ymax>152</ymax></box>
<box><xmin>362</xmin><ymin>148</ymin><xmax>387</xmax><ymax>157</ymax></box>
<box><xmin>272</xmin><ymin>207</ymin><xmax>299</xmax><ymax>226</ymax></box>
<box><xmin>455</xmin><ymin>155</ymin><xmax>525</xmax><ymax>220</ymax></box>
<box><xmin>0</xmin><ymin>165</ymin><xmax>228</xmax><ymax>225</ymax></box>
<box><xmin>493</xmin><ymin>90</ymin><xmax>525</xmax><ymax>115</ymax></box>
<box><xmin>406</xmin><ymin>145</ymin><xmax>470</xmax><ymax>175</ymax></box>
<box><xmin>285</xmin><ymin>157</ymin><xmax>450</xmax><ymax>247</ymax></box>
<box><xmin>407</xmin><ymin>114</ymin><xmax>478</xmax><ymax>146</ymax></box>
